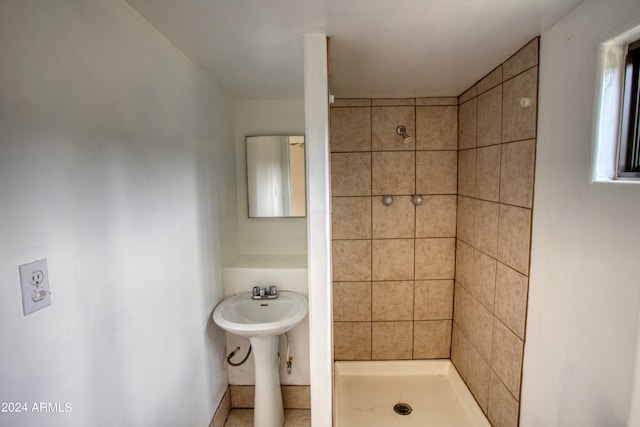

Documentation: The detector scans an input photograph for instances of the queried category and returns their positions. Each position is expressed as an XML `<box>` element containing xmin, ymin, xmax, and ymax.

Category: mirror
<box><xmin>246</xmin><ymin>135</ymin><xmax>306</xmax><ymax>217</ymax></box>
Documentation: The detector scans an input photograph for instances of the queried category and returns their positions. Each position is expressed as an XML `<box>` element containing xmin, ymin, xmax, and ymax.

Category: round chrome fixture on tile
<box><xmin>412</xmin><ymin>194</ymin><xmax>423</xmax><ymax>206</ymax></box>
<box><xmin>382</xmin><ymin>194</ymin><xmax>394</xmax><ymax>206</ymax></box>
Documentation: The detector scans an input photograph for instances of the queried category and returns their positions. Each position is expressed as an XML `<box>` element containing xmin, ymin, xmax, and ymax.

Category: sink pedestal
<box><xmin>249</xmin><ymin>334</ymin><xmax>284</xmax><ymax>427</ymax></box>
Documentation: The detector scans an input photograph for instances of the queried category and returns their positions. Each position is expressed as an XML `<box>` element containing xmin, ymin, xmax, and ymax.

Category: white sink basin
<box><xmin>212</xmin><ymin>291</ymin><xmax>308</xmax><ymax>338</ymax></box>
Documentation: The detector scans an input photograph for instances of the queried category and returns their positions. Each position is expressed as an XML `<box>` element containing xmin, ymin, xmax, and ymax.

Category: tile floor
<box><xmin>224</xmin><ymin>409</ymin><xmax>311</xmax><ymax>427</ymax></box>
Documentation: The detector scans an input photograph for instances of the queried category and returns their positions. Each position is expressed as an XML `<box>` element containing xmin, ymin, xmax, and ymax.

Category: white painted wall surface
<box><xmin>0</xmin><ymin>1</ymin><xmax>236</xmax><ymax>426</ymax></box>
<box><xmin>522</xmin><ymin>1</ymin><xmax>640</xmax><ymax>426</ymax></box>
<box><xmin>303</xmin><ymin>34</ymin><xmax>333</xmax><ymax>427</ymax></box>
<box><xmin>234</xmin><ymin>99</ymin><xmax>307</xmax><ymax>256</ymax></box>
<box><xmin>222</xmin><ymin>255</ymin><xmax>308</xmax><ymax>298</ymax></box>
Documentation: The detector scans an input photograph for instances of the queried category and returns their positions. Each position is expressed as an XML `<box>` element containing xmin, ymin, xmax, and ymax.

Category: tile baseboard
<box><xmin>230</xmin><ymin>385</ymin><xmax>311</xmax><ymax>409</ymax></box>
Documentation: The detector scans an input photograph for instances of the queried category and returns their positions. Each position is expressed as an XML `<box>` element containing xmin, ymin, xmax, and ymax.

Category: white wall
<box><xmin>234</xmin><ymin>99</ymin><xmax>307</xmax><ymax>255</ymax></box>
<box><xmin>522</xmin><ymin>1</ymin><xmax>640</xmax><ymax>425</ymax></box>
<box><xmin>0</xmin><ymin>1</ymin><xmax>236</xmax><ymax>426</ymax></box>
<box><xmin>303</xmin><ymin>34</ymin><xmax>333</xmax><ymax>427</ymax></box>
<box><xmin>226</xmin><ymin>100</ymin><xmax>310</xmax><ymax>389</ymax></box>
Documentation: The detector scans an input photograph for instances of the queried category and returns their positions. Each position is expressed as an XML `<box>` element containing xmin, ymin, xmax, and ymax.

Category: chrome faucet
<box><xmin>252</xmin><ymin>285</ymin><xmax>278</xmax><ymax>299</ymax></box>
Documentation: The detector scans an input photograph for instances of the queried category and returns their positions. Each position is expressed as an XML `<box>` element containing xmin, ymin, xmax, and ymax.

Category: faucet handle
<box><xmin>252</xmin><ymin>286</ymin><xmax>261</xmax><ymax>297</ymax></box>
<box><xmin>268</xmin><ymin>285</ymin><xmax>278</xmax><ymax>296</ymax></box>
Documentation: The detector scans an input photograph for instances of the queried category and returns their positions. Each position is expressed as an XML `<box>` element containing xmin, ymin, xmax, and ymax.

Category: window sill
<box><xmin>592</xmin><ymin>177</ymin><xmax>640</xmax><ymax>185</ymax></box>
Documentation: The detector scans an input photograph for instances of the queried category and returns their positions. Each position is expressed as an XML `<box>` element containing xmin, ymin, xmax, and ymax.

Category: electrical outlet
<box><xmin>19</xmin><ymin>259</ymin><xmax>51</xmax><ymax>315</ymax></box>
<box><xmin>31</xmin><ymin>270</ymin><xmax>44</xmax><ymax>286</ymax></box>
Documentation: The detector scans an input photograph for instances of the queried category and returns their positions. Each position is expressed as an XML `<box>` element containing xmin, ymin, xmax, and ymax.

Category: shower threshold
<box><xmin>334</xmin><ymin>360</ymin><xmax>490</xmax><ymax>427</ymax></box>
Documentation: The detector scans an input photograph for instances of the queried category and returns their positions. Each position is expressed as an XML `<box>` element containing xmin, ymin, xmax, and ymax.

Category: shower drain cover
<box><xmin>393</xmin><ymin>402</ymin><xmax>413</xmax><ymax>416</ymax></box>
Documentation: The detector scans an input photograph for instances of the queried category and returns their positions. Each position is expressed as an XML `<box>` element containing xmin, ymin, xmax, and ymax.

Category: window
<box><xmin>592</xmin><ymin>24</ymin><xmax>640</xmax><ymax>183</ymax></box>
<box><xmin>619</xmin><ymin>40</ymin><xmax>640</xmax><ymax>178</ymax></box>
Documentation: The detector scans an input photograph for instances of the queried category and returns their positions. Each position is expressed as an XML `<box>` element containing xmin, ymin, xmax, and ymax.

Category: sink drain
<box><xmin>393</xmin><ymin>402</ymin><xmax>412</xmax><ymax>416</ymax></box>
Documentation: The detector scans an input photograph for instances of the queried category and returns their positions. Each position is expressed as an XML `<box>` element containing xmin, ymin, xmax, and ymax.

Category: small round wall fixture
<box><xmin>396</xmin><ymin>125</ymin><xmax>412</xmax><ymax>144</ymax></box>
<box><xmin>520</xmin><ymin>97</ymin><xmax>532</xmax><ymax>107</ymax></box>
<box><xmin>382</xmin><ymin>194</ymin><xmax>394</xmax><ymax>206</ymax></box>
<box><xmin>412</xmin><ymin>194</ymin><xmax>423</xmax><ymax>206</ymax></box>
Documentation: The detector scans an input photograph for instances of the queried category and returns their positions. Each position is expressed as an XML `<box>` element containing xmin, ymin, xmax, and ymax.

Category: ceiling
<box><xmin>127</xmin><ymin>0</ymin><xmax>584</xmax><ymax>99</ymax></box>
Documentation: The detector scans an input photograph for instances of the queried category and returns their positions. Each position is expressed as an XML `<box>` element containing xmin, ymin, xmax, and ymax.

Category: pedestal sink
<box><xmin>212</xmin><ymin>291</ymin><xmax>308</xmax><ymax>427</ymax></box>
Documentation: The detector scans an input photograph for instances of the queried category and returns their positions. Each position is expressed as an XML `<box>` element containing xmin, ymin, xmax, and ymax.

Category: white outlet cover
<box><xmin>19</xmin><ymin>259</ymin><xmax>51</xmax><ymax>315</ymax></box>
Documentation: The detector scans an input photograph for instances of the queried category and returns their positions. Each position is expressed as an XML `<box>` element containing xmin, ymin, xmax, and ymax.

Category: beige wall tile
<box><xmin>451</xmin><ymin>323</ymin><xmax>470</xmax><ymax>380</ymax></box>
<box><xmin>413</xmin><ymin>320</ymin><xmax>452</xmax><ymax>358</ymax></box>
<box><xmin>459</xmin><ymin>98</ymin><xmax>477</xmax><ymax>149</ymax></box>
<box><xmin>477</xmin><ymin>85</ymin><xmax>502</xmax><ymax>147</ymax></box>
<box><xmin>284</xmin><ymin>409</ymin><xmax>311</xmax><ymax>425</ymax></box>
<box><xmin>372</xmin><ymin>321</ymin><xmax>413</xmax><ymax>360</ymax></box>
<box><xmin>502</xmin><ymin>67</ymin><xmax>538</xmax><ymax>143</ymax></box>
<box><xmin>475</xmin><ymin>200</ymin><xmax>499</xmax><ymax>258</ymax></box>
<box><xmin>503</xmin><ymin>38</ymin><xmax>539</xmax><ymax>81</ymax></box>
<box><xmin>415</xmin><ymin>280</ymin><xmax>454</xmax><ymax>320</ymax></box>
<box><xmin>332</xmin><ymin>98</ymin><xmax>371</xmax><ymax>107</ymax></box>
<box><xmin>457</xmin><ymin>196</ymin><xmax>475</xmax><ymax>245</ymax></box>
<box><xmin>488</xmin><ymin>372</ymin><xmax>519</xmax><ymax>427</ymax></box>
<box><xmin>459</xmin><ymin>85</ymin><xmax>477</xmax><ymax>104</ymax></box>
<box><xmin>416</xmin><ymin>97</ymin><xmax>458</xmax><ymax>106</ymax></box>
<box><xmin>416</xmin><ymin>106</ymin><xmax>458</xmax><ymax>150</ymax></box>
<box><xmin>372</xmin><ymin>151</ymin><xmax>415</xmax><ymax>195</ymax></box>
<box><xmin>468</xmin><ymin>296</ymin><xmax>494</xmax><ymax>362</ymax></box>
<box><xmin>333</xmin><ymin>282</ymin><xmax>371</xmax><ymax>321</ymax></box>
<box><xmin>372</xmin><ymin>281</ymin><xmax>414</xmax><ymax>321</ymax></box>
<box><xmin>416</xmin><ymin>195</ymin><xmax>457</xmax><ymax>238</ymax></box>
<box><xmin>372</xmin><ymin>106</ymin><xmax>415</xmax><ymax>151</ymax></box>
<box><xmin>212</xmin><ymin>387</ymin><xmax>230</xmax><ymax>427</ymax></box>
<box><xmin>282</xmin><ymin>386</ymin><xmax>311</xmax><ymax>409</ymax></box>
<box><xmin>458</xmin><ymin>149</ymin><xmax>476</xmax><ymax>197</ymax></box>
<box><xmin>500</xmin><ymin>139</ymin><xmax>536</xmax><ymax>208</ymax></box>
<box><xmin>332</xmin><ymin>240</ymin><xmax>371</xmax><ymax>281</ymax></box>
<box><xmin>415</xmin><ymin>238</ymin><xmax>455</xmax><ymax>279</ymax></box>
<box><xmin>455</xmin><ymin>240</ymin><xmax>474</xmax><ymax>289</ymax></box>
<box><xmin>372</xmin><ymin>239</ymin><xmax>414</xmax><ymax>280</ymax></box>
<box><xmin>475</xmin><ymin>145</ymin><xmax>501</xmax><ymax>202</ymax></box>
<box><xmin>228</xmin><ymin>385</ymin><xmax>311</xmax><ymax>412</ymax></box>
<box><xmin>372</xmin><ymin>98</ymin><xmax>416</xmax><ymax>106</ymax></box>
<box><xmin>467</xmin><ymin>346</ymin><xmax>490</xmax><ymax>412</ymax></box>
<box><xmin>224</xmin><ymin>409</ymin><xmax>252</xmax><ymax>426</ymax></box>
<box><xmin>472</xmin><ymin>250</ymin><xmax>497</xmax><ymax>311</ymax></box>
<box><xmin>230</xmin><ymin>385</ymin><xmax>254</xmax><ymax>408</ymax></box>
<box><xmin>491</xmin><ymin>319</ymin><xmax>524</xmax><ymax>399</ymax></box>
<box><xmin>433</xmin><ymin>42</ymin><xmax>538</xmax><ymax>422</ymax></box>
<box><xmin>416</xmin><ymin>151</ymin><xmax>458</xmax><ymax>195</ymax></box>
<box><xmin>334</xmin><ymin>322</ymin><xmax>371</xmax><ymax>360</ymax></box>
<box><xmin>495</xmin><ymin>262</ymin><xmax>529</xmax><ymax>339</ymax></box>
<box><xmin>477</xmin><ymin>66</ymin><xmax>503</xmax><ymax>94</ymax></box>
<box><xmin>330</xmin><ymin>39</ymin><xmax>537</xmax><ymax>372</ymax></box>
<box><xmin>332</xmin><ymin>197</ymin><xmax>371</xmax><ymax>239</ymax></box>
<box><xmin>497</xmin><ymin>205</ymin><xmax>531</xmax><ymax>275</ymax></box>
<box><xmin>330</xmin><ymin>107</ymin><xmax>371</xmax><ymax>152</ymax></box>
<box><xmin>331</xmin><ymin>152</ymin><xmax>371</xmax><ymax>196</ymax></box>
<box><xmin>372</xmin><ymin>195</ymin><xmax>414</xmax><ymax>238</ymax></box>
<box><xmin>453</xmin><ymin>282</ymin><xmax>471</xmax><ymax>337</ymax></box>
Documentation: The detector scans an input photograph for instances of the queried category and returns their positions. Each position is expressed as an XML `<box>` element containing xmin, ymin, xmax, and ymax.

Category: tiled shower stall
<box><xmin>330</xmin><ymin>38</ymin><xmax>538</xmax><ymax>426</ymax></box>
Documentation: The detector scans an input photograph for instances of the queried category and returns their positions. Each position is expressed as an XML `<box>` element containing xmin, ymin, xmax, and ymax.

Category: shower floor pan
<box><xmin>334</xmin><ymin>360</ymin><xmax>491</xmax><ymax>427</ymax></box>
